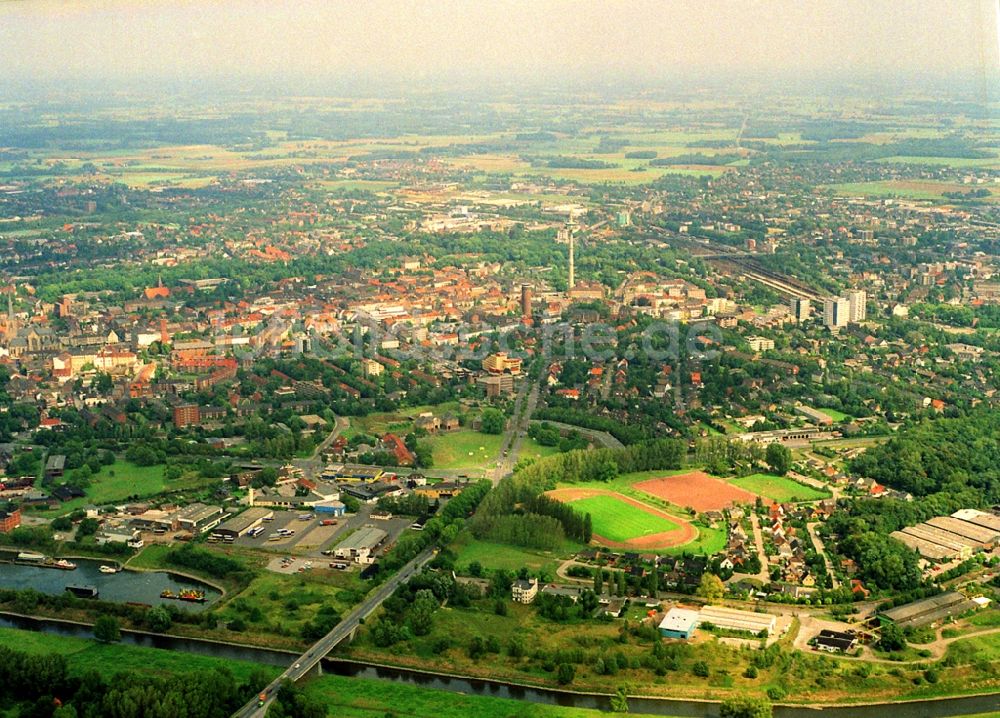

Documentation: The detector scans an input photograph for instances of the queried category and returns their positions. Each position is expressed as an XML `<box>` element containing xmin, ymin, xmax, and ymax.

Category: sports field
<box><xmin>817</xmin><ymin>407</ymin><xmax>853</xmax><ymax>422</ymax></box>
<box><xmin>569</xmin><ymin>495</ymin><xmax>679</xmax><ymax>543</ymax></box>
<box><xmin>634</xmin><ymin>471</ymin><xmax>758</xmax><ymax>512</ymax></box>
<box><xmin>545</xmin><ymin>487</ymin><xmax>696</xmax><ymax>549</ymax></box>
<box><xmin>730</xmin><ymin>473</ymin><xmax>830</xmax><ymax>502</ymax></box>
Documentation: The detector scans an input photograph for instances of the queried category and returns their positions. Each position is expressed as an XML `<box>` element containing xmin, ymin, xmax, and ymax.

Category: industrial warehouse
<box><xmin>698</xmin><ymin>605</ymin><xmax>778</xmax><ymax>636</ymax></box>
<box><xmin>889</xmin><ymin>509</ymin><xmax>1000</xmax><ymax>562</ymax></box>
<box><xmin>212</xmin><ymin>507</ymin><xmax>274</xmax><ymax>540</ymax></box>
<box><xmin>330</xmin><ymin>525</ymin><xmax>387</xmax><ymax>563</ymax></box>
<box><xmin>880</xmin><ymin>591</ymin><xmax>979</xmax><ymax>630</ymax></box>
<box><xmin>658</xmin><ymin>604</ymin><xmax>778</xmax><ymax>639</ymax></box>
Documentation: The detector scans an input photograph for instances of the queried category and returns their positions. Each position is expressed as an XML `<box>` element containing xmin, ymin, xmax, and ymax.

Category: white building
<box><xmin>747</xmin><ymin>337</ymin><xmax>775</xmax><ymax>352</ymax></box>
<box><xmin>511</xmin><ymin>578</ymin><xmax>539</xmax><ymax>604</ymax></box>
<box><xmin>846</xmin><ymin>290</ymin><xmax>867</xmax><ymax>323</ymax></box>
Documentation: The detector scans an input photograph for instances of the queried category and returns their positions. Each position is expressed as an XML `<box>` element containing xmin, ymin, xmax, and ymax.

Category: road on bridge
<box><xmin>232</xmin><ymin>547</ymin><xmax>436</xmax><ymax>718</ymax></box>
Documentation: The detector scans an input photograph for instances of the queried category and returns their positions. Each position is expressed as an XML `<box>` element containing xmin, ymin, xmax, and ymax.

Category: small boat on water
<box><xmin>65</xmin><ymin>584</ymin><xmax>98</xmax><ymax>598</ymax></box>
<box><xmin>99</xmin><ymin>565</ymin><xmax>119</xmax><ymax>574</ymax></box>
<box><xmin>50</xmin><ymin>558</ymin><xmax>77</xmax><ymax>570</ymax></box>
<box><xmin>160</xmin><ymin>588</ymin><xmax>206</xmax><ymax>603</ymax></box>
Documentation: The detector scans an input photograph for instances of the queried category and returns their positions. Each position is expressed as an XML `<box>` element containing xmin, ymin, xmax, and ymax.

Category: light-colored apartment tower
<box><xmin>823</xmin><ymin>297</ymin><xmax>850</xmax><ymax>331</ymax></box>
<box><xmin>846</xmin><ymin>289</ymin><xmax>867</xmax><ymax>323</ymax></box>
<box><xmin>790</xmin><ymin>297</ymin><xmax>811</xmax><ymax>322</ymax></box>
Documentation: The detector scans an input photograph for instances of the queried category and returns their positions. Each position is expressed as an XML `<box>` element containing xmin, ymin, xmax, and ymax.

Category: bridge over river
<box><xmin>232</xmin><ymin>547</ymin><xmax>436</xmax><ymax>717</ymax></box>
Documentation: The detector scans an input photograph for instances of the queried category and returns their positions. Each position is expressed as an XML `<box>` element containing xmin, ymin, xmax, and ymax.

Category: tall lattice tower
<box><xmin>568</xmin><ymin>227</ymin><xmax>575</xmax><ymax>290</ymax></box>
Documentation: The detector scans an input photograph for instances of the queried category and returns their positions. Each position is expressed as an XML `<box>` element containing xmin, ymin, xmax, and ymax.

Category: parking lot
<box><xmin>235</xmin><ymin>506</ymin><xmax>417</xmax><ymax>571</ymax></box>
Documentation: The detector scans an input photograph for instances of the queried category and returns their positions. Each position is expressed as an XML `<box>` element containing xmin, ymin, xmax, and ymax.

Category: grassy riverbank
<box><xmin>0</xmin><ymin>626</ymin><xmax>678</xmax><ymax>718</ymax></box>
<box><xmin>339</xmin><ymin>596</ymin><xmax>1000</xmax><ymax>706</ymax></box>
<box><xmin>301</xmin><ymin>674</ymin><xmax>679</xmax><ymax>718</ymax></box>
<box><xmin>0</xmin><ymin>626</ymin><xmax>279</xmax><ymax>684</ymax></box>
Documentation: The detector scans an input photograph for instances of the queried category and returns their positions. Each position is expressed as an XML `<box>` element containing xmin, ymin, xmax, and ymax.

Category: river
<box><xmin>0</xmin><ymin>613</ymin><xmax>997</xmax><ymax>717</ymax></box>
<box><xmin>0</xmin><ymin>557</ymin><xmax>221</xmax><ymax>610</ymax></box>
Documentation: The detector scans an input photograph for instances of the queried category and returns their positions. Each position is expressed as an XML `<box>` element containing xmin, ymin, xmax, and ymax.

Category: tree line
<box><xmin>533</xmin><ymin>407</ymin><xmax>649</xmax><ymax>445</ymax></box>
<box><xmin>0</xmin><ymin>643</ymin><xmax>274</xmax><ymax>718</ymax></box>
<box><xmin>470</xmin><ymin>439</ymin><xmax>685</xmax><ymax>550</ymax></box>
<box><xmin>373</xmin><ymin>479</ymin><xmax>491</xmax><ymax>579</ymax></box>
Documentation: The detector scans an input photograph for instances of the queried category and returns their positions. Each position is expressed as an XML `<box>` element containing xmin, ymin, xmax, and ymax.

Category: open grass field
<box><xmin>40</xmin><ymin>459</ymin><xmax>218</xmax><ymax>516</ymax></box>
<box><xmin>342</xmin><ymin>402</ymin><xmax>464</xmax><ymax>439</ymax></box>
<box><xmin>945</xmin><ymin>630</ymin><xmax>1000</xmax><ymax>664</ymax></box>
<box><xmin>425</xmin><ymin>429</ymin><xmax>503</xmax><ymax>471</ymax></box>
<box><xmin>83</xmin><ymin>461</ymin><xmax>166</xmax><ymax>500</ymax></box>
<box><xmin>211</xmin><ymin>569</ymin><xmax>367</xmax><ymax>640</ymax></box>
<box><xmin>557</xmin><ymin>468</ymin><xmax>693</xmax><ymax>494</ymax></box>
<box><xmin>658</xmin><ymin>522</ymin><xmax>728</xmax><ymax>556</ymax></box>
<box><xmin>311</xmin><ymin>179</ymin><xmax>400</xmax><ymax>192</ymax></box>
<box><xmin>451</xmin><ymin>532</ymin><xmax>575</xmax><ymax>576</ymax></box>
<box><xmin>545</xmin><ymin>487</ymin><xmax>696</xmax><ymax>549</ymax></box>
<box><xmin>518</xmin><ymin>437</ymin><xmax>562</xmax><ymax>463</ymax></box>
<box><xmin>634</xmin><ymin>471</ymin><xmax>758</xmax><ymax>512</ymax></box>
<box><xmin>567</xmin><ymin>494</ymin><xmax>680</xmax><ymax>543</ymax></box>
<box><xmin>729</xmin><ymin>473</ymin><xmax>830</xmax><ymax>503</ymax></box>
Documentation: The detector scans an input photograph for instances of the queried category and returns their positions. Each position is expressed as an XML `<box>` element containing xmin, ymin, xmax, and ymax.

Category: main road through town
<box><xmin>231</xmin><ymin>547</ymin><xmax>436</xmax><ymax>718</ymax></box>
<box><xmin>492</xmin><ymin>370</ymin><xmax>542</xmax><ymax>484</ymax></box>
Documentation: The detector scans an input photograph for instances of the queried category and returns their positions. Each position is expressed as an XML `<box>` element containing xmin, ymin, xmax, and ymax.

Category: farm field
<box><xmin>567</xmin><ymin>494</ymin><xmax>679</xmax><ymax>543</ymax></box>
<box><xmin>729</xmin><ymin>473</ymin><xmax>831</xmax><ymax>503</ymax></box>
<box><xmin>875</xmin><ymin>155</ymin><xmax>1000</xmax><ymax>168</ymax></box>
<box><xmin>545</xmin><ymin>487</ymin><xmax>696</xmax><ymax>549</ymax></box>
<box><xmin>634</xmin><ymin>471</ymin><xmax>758</xmax><ymax>512</ymax></box>
<box><xmin>443</xmin><ymin>151</ymin><xmax>731</xmax><ymax>185</ymax></box>
<box><xmin>825</xmin><ymin>178</ymin><xmax>999</xmax><ymax>201</ymax></box>
<box><xmin>425</xmin><ymin>429</ymin><xmax>503</xmax><ymax>471</ymax></box>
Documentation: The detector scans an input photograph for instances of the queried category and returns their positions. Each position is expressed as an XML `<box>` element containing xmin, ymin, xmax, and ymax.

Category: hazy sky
<box><xmin>1</xmin><ymin>0</ymin><xmax>997</xmax><ymax>87</ymax></box>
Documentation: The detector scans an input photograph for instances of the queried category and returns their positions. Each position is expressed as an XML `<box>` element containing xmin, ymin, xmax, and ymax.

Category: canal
<box><xmin>1</xmin><ymin>613</ymin><xmax>998</xmax><ymax>718</ymax></box>
<box><xmin>0</xmin><ymin>557</ymin><xmax>221</xmax><ymax>610</ymax></box>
